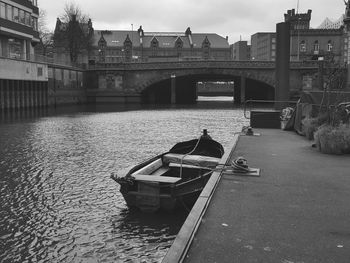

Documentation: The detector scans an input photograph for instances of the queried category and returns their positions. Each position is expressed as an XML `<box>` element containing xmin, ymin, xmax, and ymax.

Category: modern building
<box><xmin>231</xmin><ymin>40</ymin><xmax>250</xmax><ymax>61</ymax></box>
<box><xmin>318</xmin><ymin>16</ymin><xmax>344</xmax><ymax>30</ymax></box>
<box><xmin>0</xmin><ymin>0</ymin><xmax>39</xmax><ymax>60</ymax></box>
<box><xmin>250</xmin><ymin>32</ymin><xmax>276</xmax><ymax>61</ymax></box>
<box><xmin>0</xmin><ymin>0</ymin><xmax>49</xmax><ymax>111</ymax></box>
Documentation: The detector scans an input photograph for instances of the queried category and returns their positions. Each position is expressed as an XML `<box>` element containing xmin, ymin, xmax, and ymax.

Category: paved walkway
<box><xmin>184</xmin><ymin>129</ymin><xmax>350</xmax><ymax>263</ymax></box>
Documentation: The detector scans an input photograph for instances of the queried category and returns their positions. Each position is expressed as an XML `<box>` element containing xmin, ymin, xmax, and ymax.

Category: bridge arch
<box><xmin>134</xmin><ymin>68</ymin><xmax>276</xmax><ymax>104</ymax></box>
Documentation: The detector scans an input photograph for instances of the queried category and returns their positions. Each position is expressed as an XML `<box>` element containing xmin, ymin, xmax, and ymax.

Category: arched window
<box><xmin>327</xmin><ymin>40</ymin><xmax>333</xmax><ymax>52</ymax></box>
<box><xmin>300</xmin><ymin>40</ymin><xmax>306</xmax><ymax>52</ymax></box>
<box><xmin>313</xmin><ymin>40</ymin><xmax>319</xmax><ymax>53</ymax></box>
<box><xmin>150</xmin><ymin>37</ymin><xmax>159</xmax><ymax>56</ymax></box>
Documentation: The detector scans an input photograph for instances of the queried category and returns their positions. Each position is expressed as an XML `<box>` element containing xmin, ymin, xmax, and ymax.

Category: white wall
<box><xmin>0</xmin><ymin>57</ymin><xmax>48</xmax><ymax>81</ymax></box>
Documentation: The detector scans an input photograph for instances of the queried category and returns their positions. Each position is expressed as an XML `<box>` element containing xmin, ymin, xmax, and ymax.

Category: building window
<box><xmin>32</xmin><ymin>17</ymin><xmax>38</xmax><ymax>31</ymax></box>
<box><xmin>313</xmin><ymin>41</ymin><xmax>319</xmax><ymax>53</ymax></box>
<box><xmin>0</xmin><ymin>2</ymin><xmax>5</xmax><ymax>18</ymax></box>
<box><xmin>25</xmin><ymin>12</ymin><xmax>30</xmax><ymax>26</ymax></box>
<box><xmin>327</xmin><ymin>40</ymin><xmax>333</xmax><ymax>52</ymax></box>
<box><xmin>300</xmin><ymin>40</ymin><xmax>306</xmax><ymax>52</ymax></box>
<box><xmin>13</xmin><ymin>7</ymin><xmax>18</xmax><ymax>22</ymax></box>
<box><xmin>6</xmin><ymin>4</ymin><xmax>12</xmax><ymax>20</ymax></box>
<box><xmin>19</xmin><ymin>9</ymin><xmax>25</xmax><ymax>24</ymax></box>
<box><xmin>37</xmin><ymin>67</ymin><xmax>43</xmax><ymax>77</ymax></box>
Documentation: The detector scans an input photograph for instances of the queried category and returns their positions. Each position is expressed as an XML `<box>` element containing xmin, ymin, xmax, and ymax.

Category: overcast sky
<box><xmin>38</xmin><ymin>0</ymin><xmax>346</xmax><ymax>44</ymax></box>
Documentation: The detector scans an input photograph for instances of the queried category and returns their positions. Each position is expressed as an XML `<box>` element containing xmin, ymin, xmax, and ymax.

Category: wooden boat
<box><xmin>111</xmin><ymin>130</ymin><xmax>224</xmax><ymax>212</ymax></box>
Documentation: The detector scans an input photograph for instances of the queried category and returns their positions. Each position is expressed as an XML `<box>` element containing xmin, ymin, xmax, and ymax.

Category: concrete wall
<box><xmin>0</xmin><ymin>57</ymin><xmax>88</xmax><ymax>110</ymax></box>
<box><xmin>0</xmin><ymin>57</ymin><xmax>48</xmax><ymax>110</ymax></box>
<box><xmin>0</xmin><ymin>57</ymin><xmax>48</xmax><ymax>81</ymax></box>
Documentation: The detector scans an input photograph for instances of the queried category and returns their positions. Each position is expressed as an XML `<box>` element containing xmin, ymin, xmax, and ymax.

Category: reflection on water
<box><xmin>0</xmin><ymin>102</ymin><xmax>249</xmax><ymax>262</ymax></box>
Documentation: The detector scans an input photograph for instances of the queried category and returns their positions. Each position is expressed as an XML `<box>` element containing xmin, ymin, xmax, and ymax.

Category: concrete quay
<box><xmin>163</xmin><ymin>129</ymin><xmax>350</xmax><ymax>263</ymax></box>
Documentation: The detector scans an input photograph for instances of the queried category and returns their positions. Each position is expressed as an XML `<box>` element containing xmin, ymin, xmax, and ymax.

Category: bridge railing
<box><xmin>88</xmin><ymin>60</ymin><xmax>319</xmax><ymax>70</ymax></box>
<box><xmin>88</xmin><ymin>60</ymin><xmax>279</xmax><ymax>70</ymax></box>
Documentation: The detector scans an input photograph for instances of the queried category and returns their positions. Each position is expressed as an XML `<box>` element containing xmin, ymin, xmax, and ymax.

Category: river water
<box><xmin>0</xmin><ymin>99</ymin><xmax>249</xmax><ymax>262</ymax></box>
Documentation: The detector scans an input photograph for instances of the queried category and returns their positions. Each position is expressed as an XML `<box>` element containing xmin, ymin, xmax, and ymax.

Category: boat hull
<box><xmin>118</xmin><ymin>174</ymin><xmax>210</xmax><ymax>212</ymax></box>
<box><xmin>112</xmin><ymin>134</ymin><xmax>224</xmax><ymax>212</ymax></box>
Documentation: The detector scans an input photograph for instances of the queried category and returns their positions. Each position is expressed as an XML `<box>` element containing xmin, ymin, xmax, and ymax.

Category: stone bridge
<box><xmin>86</xmin><ymin>60</ymin><xmax>320</xmax><ymax>104</ymax></box>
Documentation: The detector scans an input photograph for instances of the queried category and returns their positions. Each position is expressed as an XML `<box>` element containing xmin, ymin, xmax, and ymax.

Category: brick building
<box><xmin>53</xmin><ymin>21</ymin><xmax>231</xmax><ymax>64</ymax></box>
<box><xmin>285</xmin><ymin>9</ymin><xmax>344</xmax><ymax>62</ymax></box>
<box><xmin>92</xmin><ymin>26</ymin><xmax>231</xmax><ymax>64</ymax></box>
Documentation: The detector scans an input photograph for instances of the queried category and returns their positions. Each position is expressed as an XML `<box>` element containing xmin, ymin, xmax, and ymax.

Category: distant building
<box><xmin>285</xmin><ymin>9</ymin><xmax>343</xmax><ymax>62</ymax></box>
<box><xmin>317</xmin><ymin>16</ymin><xmax>344</xmax><ymax>29</ymax></box>
<box><xmin>91</xmin><ymin>26</ymin><xmax>231</xmax><ymax>64</ymax></box>
<box><xmin>53</xmin><ymin>17</ymin><xmax>94</xmax><ymax>65</ymax></box>
<box><xmin>250</xmin><ymin>32</ymin><xmax>276</xmax><ymax>61</ymax></box>
<box><xmin>53</xmin><ymin>22</ymin><xmax>231</xmax><ymax>64</ymax></box>
<box><xmin>0</xmin><ymin>0</ymin><xmax>39</xmax><ymax>60</ymax></box>
<box><xmin>285</xmin><ymin>8</ymin><xmax>312</xmax><ymax>31</ymax></box>
<box><xmin>231</xmin><ymin>40</ymin><xmax>250</xmax><ymax>60</ymax></box>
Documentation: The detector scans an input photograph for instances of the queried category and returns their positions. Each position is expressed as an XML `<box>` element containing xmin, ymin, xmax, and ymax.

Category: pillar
<box><xmin>38</xmin><ymin>82</ymin><xmax>42</xmax><ymax>107</ymax></box>
<box><xmin>240</xmin><ymin>76</ymin><xmax>246</xmax><ymax>104</ymax></box>
<box><xmin>4</xmin><ymin>80</ymin><xmax>10</xmax><ymax>109</ymax></box>
<box><xmin>16</xmin><ymin>81</ymin><xmax>20</xmax><ymax>109</ymax></box>
<box><xmin>0</xmin><ymin>80</ymin><xmax>4</xmax><ymax>111</ymax></box>
<box><xmin>170</xmin><ymin>74</ymin><xmax>176</xmax><ymax>104</ymax></box>
<box><xmin>44</xmin><ymin>82</ymin><xmax>48</xmax><ymax>107</ymax></box>
<box><xmin>24</xmin><ymin>81</ymin><xmax>28</xmax><ymax>108</ymax></box>
<box><xmin>10</xmin><ymin>81</ymin><xmax>15</xmax><ymax>109</ymax></box>
<box><xmin>21</xmin><ymin>81</ymin><xmax>25</xmax><ymax>109</ymax></box>
<box><xmin>28</xmin><ymin>82</ymin><xmax>33</xmax><ymax>108</ymax></box>
<box><xmin>275</xmin><ymin>22</ymin><xmax>291</xmax><ymax>109</ymax></box>
<box><xmin>34</xmin><ymin>83</ymin><xmax>38</xmax><ymax>108</ymax></box>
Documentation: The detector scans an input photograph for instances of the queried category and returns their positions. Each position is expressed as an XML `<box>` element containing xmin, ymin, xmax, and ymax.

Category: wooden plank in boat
<box><xmin>133</xmin><ymin>174</ymin><xmax>181</xmax><ymax>183</ymax></box>
<box><xmin>132</xmin><ymin>158</ymin><xmax>163</xmax><ymax>175</ymax></box>
<box><xmin>169</xmin><ymin>163</ymin><xmax>212</xmax><ymax>170</ymax></box>
<box><xmin>152</xmin><ymin>167</ymin><xmax>170</xmax><ymax>176</ymax></box>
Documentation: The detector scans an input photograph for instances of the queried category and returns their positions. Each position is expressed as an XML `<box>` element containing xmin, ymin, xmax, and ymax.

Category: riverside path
<box><xmin>164</xmin><ymin>129</ymin><xmax>350</xmax><ymax>263</ymax></box>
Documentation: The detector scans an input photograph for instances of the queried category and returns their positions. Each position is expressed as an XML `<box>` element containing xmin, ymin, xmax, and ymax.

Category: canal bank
<box><xmin>164</xmin><ymin>129</ymin><xmax>350</xmax><ymax>262</ymax></box>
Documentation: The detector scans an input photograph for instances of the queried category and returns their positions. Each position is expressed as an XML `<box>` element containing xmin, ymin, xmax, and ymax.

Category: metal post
<box><xmin>171</xmin><ymin>74</ymin><xmax>176</xmax><ymax>104</ymax></box>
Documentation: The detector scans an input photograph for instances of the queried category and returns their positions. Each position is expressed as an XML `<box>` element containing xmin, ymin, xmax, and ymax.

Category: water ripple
<box><xmin>0</xmin><ymin>105</ymin><xmax>248</xmax><ymax>262</ymax></box>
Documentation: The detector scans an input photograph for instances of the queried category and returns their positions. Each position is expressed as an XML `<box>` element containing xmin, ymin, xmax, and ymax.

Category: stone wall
<box><xmin>48</xmin><ymin>66</ymin><xmax>86</xmax><ymax>106</ymax></box>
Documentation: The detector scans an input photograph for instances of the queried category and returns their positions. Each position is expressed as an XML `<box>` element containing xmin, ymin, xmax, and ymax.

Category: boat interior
<box><xmin>130</xmin><ymin>153</ymin><xmax>221</xmax><ymax>183</ymax></box>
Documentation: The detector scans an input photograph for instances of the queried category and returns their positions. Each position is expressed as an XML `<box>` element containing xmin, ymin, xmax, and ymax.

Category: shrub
<box><xmin>301</xmin><ymin>113</ymin><xmax>329</xmax><ymax>140</ymax></box>
<box><xmin>302</xmin><ymin>117</ymin><xmax>319</xmax><ymax>140</ymax></box>
<box><xmin>314</xmin><ymin>124</ymin><xmax>350</xmax><ymax>154</ymax></box>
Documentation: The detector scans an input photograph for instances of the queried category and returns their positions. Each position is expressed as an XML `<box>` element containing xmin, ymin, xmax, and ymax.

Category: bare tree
<box><xmin>37</xmin><ymin>9</ymin><xmax>53</xmax><ymax>57</ymax></box>
<box><xmin>54</xmin><ymin>2</ymin><xmax>93</xmax><ymax>63</ymax></box>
